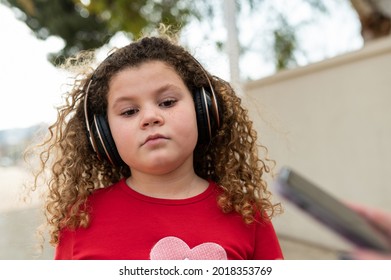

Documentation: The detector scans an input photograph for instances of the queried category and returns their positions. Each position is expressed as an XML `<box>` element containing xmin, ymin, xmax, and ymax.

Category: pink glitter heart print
<box><xmin>150</xmin><ymin>236</ymin><xmax>228</xmax><ymax>260</ymax></box>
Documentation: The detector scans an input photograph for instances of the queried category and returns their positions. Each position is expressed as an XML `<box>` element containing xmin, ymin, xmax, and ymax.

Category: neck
<box><xmin>126</xmin><ymin>167</ymin><xmax>208</xmax><ymax>199</ymax></box>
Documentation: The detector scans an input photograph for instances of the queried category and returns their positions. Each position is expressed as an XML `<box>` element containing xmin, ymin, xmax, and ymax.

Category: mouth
<box><xmin>142</xmin><ymin>134</ymin><xmax>168</xmax><ymax>146</ymax></box>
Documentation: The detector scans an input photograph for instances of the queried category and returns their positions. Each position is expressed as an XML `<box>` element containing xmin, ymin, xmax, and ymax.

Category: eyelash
<box><xmin>120</xmin><ymin>99</ymin><xmax>178</xmax><ymax>117</ymax></box>
<box><xmin>160</xmin><ymin>98</ymin><xmax>177</xmax><ymax>108</ymax></box>
<box><xmin>120</xmin><ymin>108</ymin><xmax>138</xmax><ymax>116</ymax></box>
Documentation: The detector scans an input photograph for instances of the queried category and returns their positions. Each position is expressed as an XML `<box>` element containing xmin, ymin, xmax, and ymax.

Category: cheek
<box><xmin>174</xmin><ymin>107</ymin><xmax>198</xmax><ymax>134</ymax></box>
<box><xmin>108</xmin><ymin>118</ymin><xmax>135</xmax><ymax>153</ymax></box>
<box><xmin>178</xmin><ymin>112</ymin><xmax>199</xmax><ymax>149</ymax></box>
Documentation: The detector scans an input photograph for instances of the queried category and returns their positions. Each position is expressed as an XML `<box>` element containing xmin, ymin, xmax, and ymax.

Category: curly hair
<box><xmin>29</xmin><ymin>31</ymin><xmax>281</xmax><ymax>246</ymax></box>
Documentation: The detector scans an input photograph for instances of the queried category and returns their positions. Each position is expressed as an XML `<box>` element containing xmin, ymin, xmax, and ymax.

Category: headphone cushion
<box><xmin>194</xmin><ymin>88</ymin><xmax>209</xmax><ymax>144</ymax></box>
<box><xmin>94</xmin><ymin>114</ymin><xmax>124</xmax><ymax>166</ymax></box>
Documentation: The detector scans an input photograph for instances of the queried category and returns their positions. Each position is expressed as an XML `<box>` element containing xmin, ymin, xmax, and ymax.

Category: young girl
<box><xmin>31</xmin><ymin>30</ymin><xmax>283</xmax><ymax>260</ymax></box>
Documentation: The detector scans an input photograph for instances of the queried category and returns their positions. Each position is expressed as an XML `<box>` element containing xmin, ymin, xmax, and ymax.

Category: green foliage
<box><xmin>273</xmin><ymin>16</ymin><xmax>297</xmax><ymax>70</ymax></box>
<box><xmin>1</xmin><ymin>0</ymin><xmax>330</xmax><ymax>71</ymax></box>
<box><xmin>1</xmin><ymin>0</ymin><xmax>206</xmax><ymax>65</ymax></box>
<box><xmin>2</xmin><ymin>0</ymin><xmax>109</xmax><ymax>64</ymax></box>
<box><xmin>84</xmin><ymin>0</ymin><xmax>196</xmax><ymax>36</ymax></box>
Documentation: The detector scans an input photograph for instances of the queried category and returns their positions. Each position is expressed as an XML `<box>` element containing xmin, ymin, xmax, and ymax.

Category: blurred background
<box><xmin>0</xmin><ymin>0</ymin><xmax>390</xmax><ymax>259</ymax></box>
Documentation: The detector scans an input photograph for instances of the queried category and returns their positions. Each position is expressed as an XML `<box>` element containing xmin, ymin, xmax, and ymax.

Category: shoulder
<box><xmin>207</xmin><ymin>180</ymin><xmax>223</xmax><ymax>194</ymax></box>
<box><xmin>87</xmin><ymin>178</ymin><xmax>126</xmax><ymax>204</ymax></box>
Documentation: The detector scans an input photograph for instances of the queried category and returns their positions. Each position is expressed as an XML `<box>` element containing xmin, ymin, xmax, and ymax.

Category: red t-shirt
<box><xmin>55</xmin><ymin>179</ymin><xmax>283</xmax><ymax>260</ymax></box>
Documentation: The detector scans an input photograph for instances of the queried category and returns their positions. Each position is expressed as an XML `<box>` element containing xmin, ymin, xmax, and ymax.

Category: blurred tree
<box><xmin>1</xmin><ymin>0</ymin><xmax>210</xmax><ymax>64</ymax></box>
<box><xmin>350</xmin><ymin>0</ymin><xmax>391</xmax><ymax>41</ymax></box>
<box><xmin>0</xmin><ymin>0</ymin><xmax>325</xmax><ymax>70</ymax></box>
<box><xmin>273</xmin><ymin>15</ymin><xmax>298</xmax><ymax>70</ymax></box>
<box><xmin>2</xmin><ymin>0</ymin><xmax>111</xmax><ymax>64</ymax></box>
<box><xmin>1</xmin><ymin>0</ymin><xmax>390</xmax><ymax>72</ymax></box>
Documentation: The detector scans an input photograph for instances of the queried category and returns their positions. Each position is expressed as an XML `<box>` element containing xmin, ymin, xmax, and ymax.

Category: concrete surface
<box><xmin>0</xmin><ymin>207</ymin><xmax>54</xmax><ymax>259</ymax></box>
<box><xmin>245</xmin><ymin>36</ymin><xmax>391</xmax><ymax>251</ymax></box>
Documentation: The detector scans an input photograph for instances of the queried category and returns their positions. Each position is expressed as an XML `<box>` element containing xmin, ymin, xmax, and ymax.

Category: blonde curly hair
<box><xmin>29</xmin><ymin>32</ymin><xmax>281</xmax><ymax>246</ymax></box>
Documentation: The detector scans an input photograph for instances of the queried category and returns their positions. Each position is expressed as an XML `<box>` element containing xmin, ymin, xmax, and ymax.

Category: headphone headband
<box><xmin>83</xmin><ymin>78</ymin><xmax>99</xmax><ymax>157</ymax></box>
<box><xmin>191</xmin><ymin>58</ymin><xmax>221</xmax><ymax>129</ymax></box>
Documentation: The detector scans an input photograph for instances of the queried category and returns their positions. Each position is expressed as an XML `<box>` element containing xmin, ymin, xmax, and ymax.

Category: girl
<box><xmin>31</xmin><ymin>30</ymin><xmax>283</xmax><ymax>260</ymax></box>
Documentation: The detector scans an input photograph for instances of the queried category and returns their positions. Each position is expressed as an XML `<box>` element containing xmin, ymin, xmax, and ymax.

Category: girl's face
<box><xmin>107</xmin><ymin>61</ymin><xmax>198</xmax><ymax>175</ymax></box>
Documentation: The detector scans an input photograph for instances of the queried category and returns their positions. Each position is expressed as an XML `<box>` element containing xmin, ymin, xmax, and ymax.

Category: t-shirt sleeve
<box><xmin>54</xmin><ymin>229</ymin><xmax>75</xmax><ymax>260</ymax></box>
<box><xmin>253</xmin><ymin>219</ymin><xmax>284</xmax><ymax>260</ymax></box>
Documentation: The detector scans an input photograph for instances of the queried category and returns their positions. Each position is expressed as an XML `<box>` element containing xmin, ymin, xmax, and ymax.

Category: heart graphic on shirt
<box><xmin>150</xmin><ymin>236</ymin><xmax>228</xmax><ymax>260</ymax></box>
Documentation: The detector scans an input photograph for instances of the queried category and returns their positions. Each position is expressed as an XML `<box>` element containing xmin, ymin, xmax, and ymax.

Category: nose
<box><xmin>140</xmin><ymin>107</ymin><xmax>164</xmax><ymax>128</ymax></box>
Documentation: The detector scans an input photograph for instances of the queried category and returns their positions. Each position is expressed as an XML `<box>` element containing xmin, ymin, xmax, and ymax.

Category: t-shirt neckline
<box><xmin>117</xmin><ymin>178</ymin><xmax>217</xmax><ymax>205</ymax></box>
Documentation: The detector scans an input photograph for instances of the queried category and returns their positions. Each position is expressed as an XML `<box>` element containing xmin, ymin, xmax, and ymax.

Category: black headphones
<box><xmin>84</xmin><ymin>76</ymin><xmax>222</xmax><ymax>167</ymax></box>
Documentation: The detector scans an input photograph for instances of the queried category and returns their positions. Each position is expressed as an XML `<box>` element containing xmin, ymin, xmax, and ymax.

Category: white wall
<box><xmin>244</xmin><ymin>36</ymin><xmax>391</xmax><ymax>250</ymax></box>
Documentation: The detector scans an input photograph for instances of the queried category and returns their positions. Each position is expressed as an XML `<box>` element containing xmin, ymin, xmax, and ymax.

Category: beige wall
<box><xmin>244</xmin><ymin>36</ymin><xmax>391</xmax><ymax>251</ymax></box>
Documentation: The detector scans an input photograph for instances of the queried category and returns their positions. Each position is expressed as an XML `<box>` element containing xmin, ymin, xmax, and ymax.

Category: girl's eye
<box><xmin>160</xmin><ymin>99</ymin><xmax>177</xmax><ymax>108</ymax></box>
<box><xmin>121</xmin><ymin>108</ymin><xmax>139</xmax><ymax>116</ymax></box>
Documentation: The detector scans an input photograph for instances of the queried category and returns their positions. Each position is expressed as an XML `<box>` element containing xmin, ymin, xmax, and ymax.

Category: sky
<box><xmin>0</xmin><ymin>1</ymin><xmax>363</xmax><ymax>131</ymax></box>
<box><xmin>0</xmin><ymin>4</ymin><xmax>67</xmax><ymax>130</ymax></box>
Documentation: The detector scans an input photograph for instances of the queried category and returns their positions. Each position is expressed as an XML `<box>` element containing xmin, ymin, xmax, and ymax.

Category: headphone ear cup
<box><xmin>194</xmin><ymin>88</ymin><xmax>210</xmax><ymax>144</ymax></box>
<box><xmin>92</xmin><ymin>114</ymin><xmax>124</xmax><ymax>166</ymax></box>
<box><xmin>194</xmin><ymin>87</ymin><xmax>222</xmax><ymax>144</ymax></box>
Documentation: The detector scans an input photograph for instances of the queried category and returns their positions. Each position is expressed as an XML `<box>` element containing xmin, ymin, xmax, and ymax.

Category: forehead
<box><xmin>107</xmin><ymin>61</ymin><xmax>190</xmax><ymax>100</ymax></box>
<box><xmin>109</xmin><ymin>61</ymin><xmax>183</xmax><ymax>86</ymax></box>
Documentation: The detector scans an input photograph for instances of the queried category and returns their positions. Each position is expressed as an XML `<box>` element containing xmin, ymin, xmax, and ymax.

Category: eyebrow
<box><xmin>110</xmin><ymin>83</ymin><xmax>184</xmax><ymax>108</ymax></box>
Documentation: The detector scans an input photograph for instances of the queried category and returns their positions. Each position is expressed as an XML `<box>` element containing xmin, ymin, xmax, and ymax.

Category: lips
<box><xmin>142</xmin><ymin>134</ymin><xmax>167</xmax><ymax>145</ymax></box>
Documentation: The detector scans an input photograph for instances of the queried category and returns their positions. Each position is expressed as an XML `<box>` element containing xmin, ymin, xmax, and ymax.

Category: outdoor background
<box><xmin>1</xmin><ymin>0</ymin><xmax>390</xmax><ymax>259</ymax></box>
